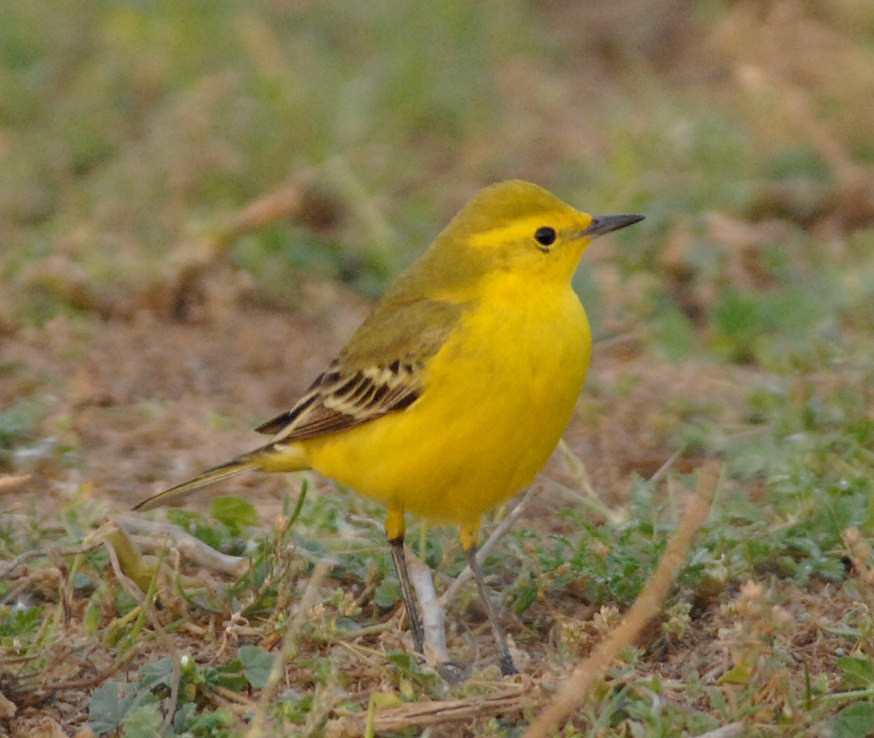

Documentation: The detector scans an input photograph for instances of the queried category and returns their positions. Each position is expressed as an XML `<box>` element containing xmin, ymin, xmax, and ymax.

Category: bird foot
<box><xmin>499</xmin><ymin>654</ymin><xmax>519</xmax><ymax>676</ymax></box>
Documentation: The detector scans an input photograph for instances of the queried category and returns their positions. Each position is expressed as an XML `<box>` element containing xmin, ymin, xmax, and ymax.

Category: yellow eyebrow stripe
<box><xmin>468</xmin><ymin>212</ymin><xmax>591</xmax><ymax>248</ymax></box>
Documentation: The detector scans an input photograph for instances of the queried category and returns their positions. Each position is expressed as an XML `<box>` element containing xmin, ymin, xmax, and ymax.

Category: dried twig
<box><xmin>26</xmin><ymin>649</ymin><xmax>142</xmax><ymax>694</ymax></box>
<box><xmin>0</xmin><ymin>542</ymin><xmax>102</xmax><ymax>581</ymax></box>
<box><xmin>648</xmin><ymin>445</ymin><xmax>685</xmax><ymax>487</ymax></box>
<box><xmin>522</xmin><ymin>462</ymin><xmax>720</xmax><ymax>738</ymax></box>
<box><xmin>118</xmin><ymin>513</ymin><xmax>249</xmax><ymax>577</ymax></box>
<box><xmin>245</xmin><ymin>558</ymin><xmax>333</xmax><ymax>737</ymax></box>
<box><xmin>692</xmin><ymin>722</ymin><xmax>745</xmax><ymax>738</ymax></box>
<box><xmin>0</xmin><ymin>475</ymin><xmax>30</xmax><ymax>494</ymax></box>
<box><xmin>170</xmin><ymin>173</ymin><xmax>341</xmax><ymax>320</ymax></box>
<box><xmin>553</xmin><ymin>439</ymin><xmax>624</xmax><ymax>524</ymax></box>
<box><xmin>327</xmin><ymin>683</ymin><xmax>536</xmax><ymax>736</ymax></box>
<box><xmin>406</xmin><ymin>549</ymin><xmax>450</xmax><ymax>668</ymax></box>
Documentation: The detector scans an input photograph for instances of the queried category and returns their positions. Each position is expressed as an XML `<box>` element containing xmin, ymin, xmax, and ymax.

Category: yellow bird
<box><xmin>134</xmin><ymin>180</ymin><xmax>643</xmax><ymax>674</ymax></box>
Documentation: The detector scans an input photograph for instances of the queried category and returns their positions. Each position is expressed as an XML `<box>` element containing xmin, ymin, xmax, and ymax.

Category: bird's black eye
<box><xmin>534</xmin><ymin>226</ymin><xmax>556</xmax><ymax>248</ymax></box>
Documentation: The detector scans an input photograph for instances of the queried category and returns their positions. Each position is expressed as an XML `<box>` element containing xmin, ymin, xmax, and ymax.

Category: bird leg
<box><xmin>388</xmin><ymin>535</ymin><xmax>426</xmax><ymax>655</ymax></box>
<box><xmin>464</xmin><ymin>545</ymin><xmax>518</xmax><ymax>676</ymax></box>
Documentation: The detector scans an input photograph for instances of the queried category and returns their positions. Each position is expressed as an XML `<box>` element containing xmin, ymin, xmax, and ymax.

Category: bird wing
<box><xmin>254</xmin><ymin>359</ymin><xmax>421</xmax><ymax>440</ymax></box>
<box><xmin>255</xmin><ymin>297</ymin><xmax>468</xmax><ymax>442</ymax></box>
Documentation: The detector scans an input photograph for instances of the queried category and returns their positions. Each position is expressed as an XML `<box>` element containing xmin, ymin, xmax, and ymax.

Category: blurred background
<box><xmin>3</xmin><ymin>1</ymin><xmax>874</xmax><ymax>734</ymax></box>
<box><xmin>3</xmin><ymin>0</ymin><xmax>874</xmax><ymax>495</ymax></box>
<box><xmin>3</xmin><ymin>0</ymin><xmax>872</xmax><ymax>330</ymax></box>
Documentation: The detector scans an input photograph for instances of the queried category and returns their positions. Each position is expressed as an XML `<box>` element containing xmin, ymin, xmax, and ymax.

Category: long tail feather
<box><xmin>133</xmin><ymin>457</ymin><xmax>257</xmax><ymax>511</ymax></box>
<box><xmin>133</xmin><ymin>439</ymin><xmax>310</xmax><ymax>511</ymax></box>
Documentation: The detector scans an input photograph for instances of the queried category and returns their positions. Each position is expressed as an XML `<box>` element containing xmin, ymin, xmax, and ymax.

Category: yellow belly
<box><xmin>300</xmin><ymin>289</ymin><xmax>591</xmax><ymax>529</ymax></box>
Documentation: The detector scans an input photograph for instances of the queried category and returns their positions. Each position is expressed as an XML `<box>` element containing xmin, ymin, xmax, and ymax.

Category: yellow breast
<box><xmin>301</xmin><ymin>284</ymin><xmax>591</xmax><ymax>528</ymax></box>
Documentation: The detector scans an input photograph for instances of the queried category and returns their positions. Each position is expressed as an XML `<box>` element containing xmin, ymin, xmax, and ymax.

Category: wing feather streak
<box><xmin>253</xmin><ymin>297</ymin><xmax>468</xmax><ymax>444</ymax></box>
<box><xmin>254</xmin><ymin>360</ymin><xmax>422</xmax><ymax>443</ymax></box>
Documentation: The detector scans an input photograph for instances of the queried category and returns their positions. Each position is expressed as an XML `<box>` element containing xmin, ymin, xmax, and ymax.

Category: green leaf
<box><xmin>213</xmin><ymin>660</ymin><xmax>248</xmax><ymax>692</ymax></box>
<box><xmin>385</xmin><ymin>650</ymin><xmax>443</xmax><ymax>692</ymax></box>
<box><xmin>513</xmin><ymin>582</ymin><xmax>538</xmax><ymax>615</ymax></box>
<box><xmin>139</xmin><ymin>657</ymin><xmax>175</xmax><ymax>691</ymax></box>
<box><xmin>834</xmin><ymin>702</ymin><xmax>874</xmax><ymax>738</ymax></box>
<box><xmin>239</xmin><ymin>645</ymin><xmax>274</xmax><ymax>689</ymax></box>
<box><xmin>370</xmin><ymin>691</ymin><xmax>403</xmax><ymax>709</ymax></box>
<box><xmin>120</xmin><ymin>702</ymin><xmax>164</xmax><ymax>738</ymax></box>
<box><xmin>212</xmin><ymin>496</ymin><xmax>259</xmax><ymax>534</ymax></box>
<box><xmin>719</xmin><ymin>662</ymin><xmax>753</xmax><ymax>685</ymax></box>
<box><xmin>838</xmin><ymin>656</ymin><xmax>874</xmax><ymax>689</ymax></box>
<box><xmin>83</xmin><ymin>601</ymin><xmax>100</xmax><ymax>635</ymax></box>
<box><xmin>1</xmin><ymin>605</ymin><xmax>44</xmax><ymax>637</ymax></box>
<box><xmin>88</xmin><ymin>682</ymin><xmax>136</xmax><ymax>734</ymax></box>
<box><xmin>173</xmin><ymin>702</ymin><xmax>197</xmax><ymax>733</ymax></box>
<box><xmin>373</xmin><ymin>578</ymin><xmax>401</xmax><ymax>609</ymax></box>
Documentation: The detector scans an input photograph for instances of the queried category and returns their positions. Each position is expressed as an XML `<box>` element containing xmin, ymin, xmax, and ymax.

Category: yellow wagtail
<box><xmin>134</xmin><ymin>180</ymin><xmax>643</xmax><ymax>674</ymax></box>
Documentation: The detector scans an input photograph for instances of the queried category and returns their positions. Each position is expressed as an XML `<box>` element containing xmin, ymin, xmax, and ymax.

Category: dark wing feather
<box><xmin>255</xmin><ymin>361</ymin><xmax>420</xmax><ymax>441</ymax></box>
<box><xmin>255</xmin><ymin>297</ymin><xmax>468</xmax><ymax>443</ymax></box>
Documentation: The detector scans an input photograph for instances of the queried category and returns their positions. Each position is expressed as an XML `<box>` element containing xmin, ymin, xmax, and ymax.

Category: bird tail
<box><xmin>132</xmin><ymin>443</ymin><xmax>306</xmax><ymax>511</ymax></box>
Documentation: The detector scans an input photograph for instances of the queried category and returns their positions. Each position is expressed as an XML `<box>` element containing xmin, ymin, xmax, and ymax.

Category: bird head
<box><xmin>415</xmin><ymin>180</ymin><xmax>643</xmax><ymax>297</ymax></box>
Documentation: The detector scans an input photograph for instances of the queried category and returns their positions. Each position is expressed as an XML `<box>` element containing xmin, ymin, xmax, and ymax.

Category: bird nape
<box><xmin>134</xmin><ymin>180</ymin><xmax>644</xmax><ymax>676</ymax></box>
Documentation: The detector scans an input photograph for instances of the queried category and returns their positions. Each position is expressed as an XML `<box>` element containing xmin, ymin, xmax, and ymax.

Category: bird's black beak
<box><xmin>582</xmin><ymin>213</ymin><xmax>644</xmax><ymax>237</ymax></box>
